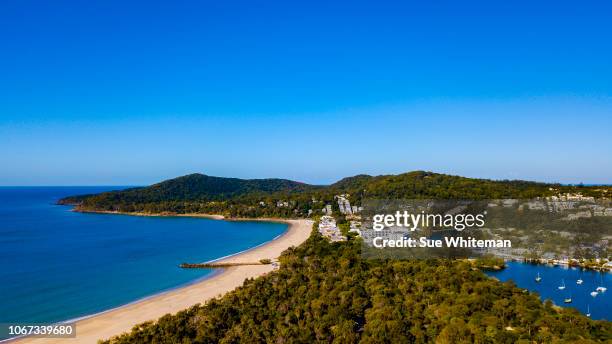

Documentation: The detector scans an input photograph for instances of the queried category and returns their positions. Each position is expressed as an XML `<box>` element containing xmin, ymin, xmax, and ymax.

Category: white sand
<box><xmin>15</xmin><ymin>219</ymin><xmax>313</xmax><ymax>344</ymax></box>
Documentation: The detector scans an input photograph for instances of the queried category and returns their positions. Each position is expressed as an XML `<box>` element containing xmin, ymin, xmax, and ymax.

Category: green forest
<box><xmin>103</xmin><ymin>226</ymin><xmax>611</xmax><ymax>343</ymax></box>
<box><xmin>58</xmin><ymin>171</ymin><xmax>612</xmax><ymax>218</ymax></box>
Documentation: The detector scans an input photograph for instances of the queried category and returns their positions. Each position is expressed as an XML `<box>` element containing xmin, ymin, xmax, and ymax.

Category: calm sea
<box><xmin>487</xmin><ymin>261</ymin><xmax>611</xmax><ymax>320</ymax></box>
<box><xmin>0</xmin><ymin>187</ymin><xmax>286</xmax><ymax>338</ymax></box>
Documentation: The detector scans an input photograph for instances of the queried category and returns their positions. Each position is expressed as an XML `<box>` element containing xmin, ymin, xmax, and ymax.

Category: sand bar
<box><xmin>14</xmin><ymin>219</ymin><xmax>313</xmax><ymax>344</ymax></box>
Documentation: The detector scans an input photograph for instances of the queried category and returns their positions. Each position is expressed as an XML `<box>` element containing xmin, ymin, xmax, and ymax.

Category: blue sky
<box><xmin>1</xmin><ymin>0</ymin><xmax>611</xmax><ymax>185</ymax></box>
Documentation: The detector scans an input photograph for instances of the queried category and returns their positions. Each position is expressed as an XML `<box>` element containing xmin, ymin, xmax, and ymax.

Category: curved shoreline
<box><xmin>14</xmin><ymin>217</ymin><xmax>313</xmax><ymax>344</ymax></box>
<box><xmin>65</xmin><ymin>208</ymin><xmax>227</xmax><ymax>220</ymax></box>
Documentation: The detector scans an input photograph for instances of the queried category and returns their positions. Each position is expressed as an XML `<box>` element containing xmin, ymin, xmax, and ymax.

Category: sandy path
<box><xmin>14</xmin><ymin>219</ymin><xmax>313</xmax><ymax>344</ymax></box>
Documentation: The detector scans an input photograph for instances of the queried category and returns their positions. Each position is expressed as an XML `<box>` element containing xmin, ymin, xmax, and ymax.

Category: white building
<box><xmin>318</xmin><ymin>215</ymin><xmax>346</xmax><ymax>241</ymax></box>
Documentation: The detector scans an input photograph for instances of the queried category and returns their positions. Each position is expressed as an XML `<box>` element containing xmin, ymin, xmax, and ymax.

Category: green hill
<box><xmin>59</xmin><ymin>171</ymin><xmax>610</xmax><ymax>217</ymax></box>
<box><xmin>331</xmin><ymin>171</ymin><xmax>559</xmax><ymax>199</ymax></box>
<box><xmin>59</xmin><ymin>173</ymin><xmax>319</xmax><ymax>211</ymax></box>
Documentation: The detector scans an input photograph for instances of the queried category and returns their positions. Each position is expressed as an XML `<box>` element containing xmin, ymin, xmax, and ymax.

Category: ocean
<box><xmin>0</xmin><ymin>186</ymin><xmax>287</xmax><ymax>338</ymax></box>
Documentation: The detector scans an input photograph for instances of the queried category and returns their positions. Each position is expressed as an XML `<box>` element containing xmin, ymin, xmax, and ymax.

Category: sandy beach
<box><xmin>15</xmin><ymin>219</ymin><xmax>313</xmax><ymax>344</ymax></box>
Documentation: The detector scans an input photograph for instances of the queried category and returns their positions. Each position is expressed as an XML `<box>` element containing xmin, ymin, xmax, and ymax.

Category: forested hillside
<box><xmin>103</xmin><ymin>228</ymin><xmax>611</xmax><ymax>343</ymax></box>
<box><xmin>59</xmin><ymin>171</ymin><xmax>611</xmax><ymax>217</ymax></box>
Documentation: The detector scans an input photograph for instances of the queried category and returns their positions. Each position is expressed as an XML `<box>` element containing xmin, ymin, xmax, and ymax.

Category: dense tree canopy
<box><xmin>103</xmin><ymin>229</ymin><xmax>611</xmax><ymax>344</ymax></box>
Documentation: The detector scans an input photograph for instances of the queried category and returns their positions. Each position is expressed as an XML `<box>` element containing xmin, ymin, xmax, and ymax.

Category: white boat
<box><xmin>586</xmin><ymin>305</ymin><xmax>591</xmax><ymax>317</ymax></box>
<box><xmin>558</xmin><ymin>279</ymin><xmax>566</xmax><ymax>290</ymax></box>
<box><xmin>576</xmin><ymin>279</ymin><xmax>583</xmax><ymax>285</ymax></box>
<box><xmin>564</xmin><ymin>296</ymin><xmax>572</xmax><ymax>303</ymax></box>
<box><xmin>535</xmin><ymin>272</ymin><xmax>542</xmax><ymax>282</ymax></box>
<box><xmin>596</xmin><ymin>273</ymin><xmax>606</xmax><ymax>293</ymax></box>
<box><xmin>590</xmin><ymin>291</ymin><xmax>598</xmax><ymax>297</ymax></box>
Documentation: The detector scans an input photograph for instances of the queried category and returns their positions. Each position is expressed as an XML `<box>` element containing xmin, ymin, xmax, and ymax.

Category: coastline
<box><xmin>13</xmin><ymin>216</ymin><xmax>313</xmax><ymax>344</ymax></box>
<box><xmin>505</xmin><ymin>257</ymin><xmax>611</xmax><ymax>273</ymax></box>
<box><xmin>68</xmin><ymin>209</ymin><xmax>226</xmax><ymax>220</ymax></box>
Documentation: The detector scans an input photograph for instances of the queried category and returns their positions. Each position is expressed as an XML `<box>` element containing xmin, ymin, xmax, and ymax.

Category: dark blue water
<box><xmin>0</xmin><ymin>187</ymin><xmax>286</xmax><ymax>336</ymax></box>
<box><xmin>487</xmin><ymin>261</ymin><xmax>611</xmax><ymax>320</ymax></box>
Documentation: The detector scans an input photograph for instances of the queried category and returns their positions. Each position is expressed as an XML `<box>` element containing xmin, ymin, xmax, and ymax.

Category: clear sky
<box><xmin>1</xmin><ymin>0</ymin><xmax>611</xmax><ymax>186</ymax></box>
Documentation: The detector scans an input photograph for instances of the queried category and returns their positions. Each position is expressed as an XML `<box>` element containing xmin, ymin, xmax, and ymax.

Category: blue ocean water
<box><xmin>487</xmin><ymin>261</ymin><xmax>611</xmax><ymax>320</ymax></box>
<box><xmin>0</xmin><ymin>187</ymin><xmax>286</xmax><ymax>335</ymax></box>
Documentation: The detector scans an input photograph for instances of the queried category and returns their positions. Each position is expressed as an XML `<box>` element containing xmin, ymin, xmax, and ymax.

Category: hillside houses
<box><xmin>276</xmin><ymin>201</ymin><xmax>290</xmax><ymax>208</ymax></box>
<box><xmin>322</xmin><ymin>204</ymin><xmax>333</xmax><ymax>215</ymax></box>
<box><xmin>318</xmin><ymin>215</ymin><xmax>346</xmax><ymax>242</ymax></box>
<box><xmin>518</xmin><ymin>195</ymin><xmax>612</xmax><ymax>218</ymax></box>
<box><xmin>335</xmin><ymin>194</ymin><xmax>363</xmax><ymax>215</ymax></box>
<box><xmin>336</xmin><ymin>194</ymin><xmax>352</xmax><ymax>215</ymax></box>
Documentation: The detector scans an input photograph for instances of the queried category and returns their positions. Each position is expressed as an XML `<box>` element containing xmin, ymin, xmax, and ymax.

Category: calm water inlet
<box><xmin>487</xmin><ymin>261</ymin><xmax>611</xmax><ymax>320</ymax></box>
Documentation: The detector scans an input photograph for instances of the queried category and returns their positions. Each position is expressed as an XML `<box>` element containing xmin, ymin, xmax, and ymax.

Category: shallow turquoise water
<box><xmin>0</xmin><ymin>187</ymin><xmax>286</xmax><ymax>338</ymax></box>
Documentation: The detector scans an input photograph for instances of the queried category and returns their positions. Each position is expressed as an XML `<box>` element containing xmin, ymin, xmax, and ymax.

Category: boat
<box><xmin>564</xmin><ymin>296</ymin><xmax>572</xmax><ymax>303</ymax></box>
<box><xmin>558</xmin><ymin>279</ymin><xmax>566</xmax><ymax>290</ymax></box>
<box><xmin>535</xmin><ymin>272</ymin><xmax>542</xmax><ymax>282</ymax></box>
<box><xmin>590</xmin><ymin>291</ymin><xmax>598</xmax><ymax>297</ymax></box>
<box><xmin>576</xmin><ymin>279</ymin><xmax>583</xmax><ymax>285</ymax></box>
<box><xmin>596</xmin><ymin>273</ymin><xmax>607</xmax><ymax>292</ymax></box>
<box><xmin>586</xmin><ymin>305</ymin><xmax>591</xmax><ymax>317</ymax></box>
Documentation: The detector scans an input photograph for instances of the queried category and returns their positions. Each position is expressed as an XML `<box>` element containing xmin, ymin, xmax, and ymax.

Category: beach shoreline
<box><xmin>13</xmin><ymin>216</ymin><xmax>313</xmax><ymax>344</ymax></box>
